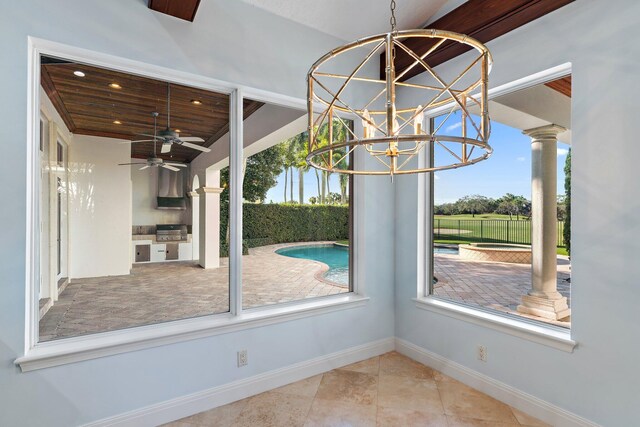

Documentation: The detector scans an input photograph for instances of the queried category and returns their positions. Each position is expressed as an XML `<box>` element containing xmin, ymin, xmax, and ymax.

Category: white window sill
<box><xmin>16</xmin><ymin>294</ymin><xmax>369</xmax><ymax>372</ymax></box>
<box><xmin>413</xmin><ymin>297</ymin><xmax>576</xmax><ymax>353</ymax></box>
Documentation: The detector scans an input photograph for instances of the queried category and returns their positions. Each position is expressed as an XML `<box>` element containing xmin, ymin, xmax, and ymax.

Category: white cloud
<box><xmin>557</xmin><ymin>148</ymin><xmax>569</xmax><ymax>156</ymax></box>
<box><xmin>516</xmin><ymin>156</ymin><xmax>526</xmax><ymax>162</ymax></box>
<box><xmin>445</xmin><ymin>122</ymin><xmax>462</xmax><ymax>132</ymax></box>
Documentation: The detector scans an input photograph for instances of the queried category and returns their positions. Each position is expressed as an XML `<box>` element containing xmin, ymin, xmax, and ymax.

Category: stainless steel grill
<box><xmin>156</xmin><ymin>224</ymin><xmax>187</xmax><ymax>242</ymax></box>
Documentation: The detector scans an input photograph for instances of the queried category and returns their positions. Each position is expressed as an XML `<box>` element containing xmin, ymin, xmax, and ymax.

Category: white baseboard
<box><xmin>394</xmin><ymin>338</ymin><xmax>599</xmax><ymax>427</ymax></box>
<box><xmin>85</xmin><ymin>337</ymin><xmax>395</xmax><ymax>427</ymax></box>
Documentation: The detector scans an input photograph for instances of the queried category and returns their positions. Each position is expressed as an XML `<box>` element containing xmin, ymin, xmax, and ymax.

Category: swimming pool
<box><xmin>275</xmin><ymin>244</ymin><xmax>349</xmax><ymax>286</ymax></box>
<box><xmin>434</xmin><ymin>246</ymin><xmax>459</xmax><ymax>255</ymax></box>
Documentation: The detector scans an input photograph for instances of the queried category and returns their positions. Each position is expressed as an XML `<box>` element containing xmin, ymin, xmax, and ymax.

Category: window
<box><xmin>427</xmin><ymin>74</ymin><xmax>572</xmax><ymax>330</ymax></box>
<box><xmin>32</xmin><ymin>53</ymin><xmax>357</xmax><ymax>349</ymax></box>
<box><xmin>236</xmin><ymin>100</ymin><xmax>353</xmax><ymax>309</ymax></box>
<box><xmin>37</xmin><ymin>55</ymin><xmax>231</xmax><ymax>341</ymax></box>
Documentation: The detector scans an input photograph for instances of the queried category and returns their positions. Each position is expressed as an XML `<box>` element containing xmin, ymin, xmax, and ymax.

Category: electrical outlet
<box><xmin>237</xmin><ymin>350</ymin><xmax>248</xmax><ymax>367</ymax></box>
<box><xmin>477</xmin><ymin>345</ymin><xmax>487</xmax><ymax>362</ymax></box>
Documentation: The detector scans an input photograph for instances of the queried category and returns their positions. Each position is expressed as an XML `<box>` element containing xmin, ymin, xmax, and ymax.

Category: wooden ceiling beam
<box><xmin>148</xmin><ymin>0</ymin><xmax>201</xmax><ymax>22</ymax></box>
<box><xmin>387</xmin><ymin>0</ymin><xmax>575</xmax><ymax>82</ymax></box>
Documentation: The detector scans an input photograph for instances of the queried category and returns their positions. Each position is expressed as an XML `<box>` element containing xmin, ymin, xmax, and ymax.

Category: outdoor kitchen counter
<box><xmin>132</xmin><ymin>234</ymin><xmax>193</xmax><ymax>244</ymax></box>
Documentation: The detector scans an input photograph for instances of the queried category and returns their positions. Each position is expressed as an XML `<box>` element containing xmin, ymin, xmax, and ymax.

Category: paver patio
<box><xmin>40</xmin><ymin>243</ymin><xmax>571</xmax><ymax>341</ymax></box>
<box><xmin>433</xmin><ymin>252</ymin><xmax>571</xmax><ymax>327</ymax></box>
<box><xmin>39</xmin><ymin>242</ymin><xmax>348</xmax><ymax>341</ymax></box>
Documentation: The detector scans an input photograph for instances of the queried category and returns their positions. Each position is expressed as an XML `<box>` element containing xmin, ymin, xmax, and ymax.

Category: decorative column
<box><xmin>196</xmin><ymin>186</ymin><xmax>223</xmax><ymax>269</ymax></box>
<box><xmin>518</xmin><ymin>124</ymin><xmax>570</xmax><ymax>320</ymax></box>
<box><xmin>189</xmin><ymin>191</ymin><xmax>200</xmax><ymax>261</ymax></box>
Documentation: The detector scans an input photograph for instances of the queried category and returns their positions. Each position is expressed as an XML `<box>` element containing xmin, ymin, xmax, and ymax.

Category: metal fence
<box><xmin>434</xmin><ymin>218</ymin><xmax>566</xmax><ymax>247</ymax></box>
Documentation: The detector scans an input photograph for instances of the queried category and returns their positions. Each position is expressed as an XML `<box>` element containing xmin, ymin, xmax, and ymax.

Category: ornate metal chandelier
<box><xmin>306</xmin><ymin>1</ymin><xmax>493</xmax><ymax>176</ymax></box>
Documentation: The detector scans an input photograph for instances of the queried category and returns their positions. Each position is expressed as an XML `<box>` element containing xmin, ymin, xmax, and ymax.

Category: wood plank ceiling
<box><xmin>385</xmin><ymin>0</ymin><xmax>576</xmax><ymax>82</ymax></box>
<box><xmin>148</xmin><ymin>0</ymin><xmax>201</xmax><ymax>22</ymax></box>
<box><xmin>41</xmin><ymin>59</ymin><xmax>262</xmax><ymax>163</ymax></box>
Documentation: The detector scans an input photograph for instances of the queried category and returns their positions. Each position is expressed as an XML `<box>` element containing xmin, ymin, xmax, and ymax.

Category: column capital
<box><xmin>195</xmin><ymin>186</ymin><xmax>224</xmax><ymax>196</ymax></box>
<box><xmin>523</xmin><ymin>124</ymin><xmax>567</xmax><ymax>141</ymax></box>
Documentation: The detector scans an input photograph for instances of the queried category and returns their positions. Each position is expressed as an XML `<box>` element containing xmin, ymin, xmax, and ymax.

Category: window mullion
<box><xmin>229</xmin><ymin>88</ymin><xmax>243</xmax><ymax>315</ymax></box>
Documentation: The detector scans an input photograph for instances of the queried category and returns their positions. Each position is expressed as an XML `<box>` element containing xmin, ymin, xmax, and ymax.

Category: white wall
<box><xmin>131</xmin><ymin>163</ymin><xmax>190</xmax><ymax>226</ymax></box>
<box><xmin>394</xmin><ymin>1</ymin><xmax>640</xmax><ymax>425</ymax></box>
<box><xmin>0</xmin><ymin>1</ymin><xmax>394</xmax><ymax>426</ymax></box>
<box><xmin>68</xmin><ymin>135</ymin><xmax>132</xmax><ymax>278</ymax></box>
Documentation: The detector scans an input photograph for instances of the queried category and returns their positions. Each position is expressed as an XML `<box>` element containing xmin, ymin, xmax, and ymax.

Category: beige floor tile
<box><xmin>177</xmin><ymin>400</ymin><xmax>247</xmax><ymax>426</ymax></box>
<box><xmin>377</xmin><ymin>373</ymin><xmax>444</xmax><ymax>414</ymax></box>
<box><xmin>338</xmin><ymin>356</ymin><xmax>380</xmax><ymax>375</ymax></box>
<box><xmin>511</xmin><ymin>408</ymin><xmax>551</xmax><ymax>427</ymax></box>
<box><xmin>315</xmin><ymin>370</ymin><xmax>378</xmax><ymax>406</ymax></box>
<box><xmin>445</xmin><ymin>415</ymin><xmax>520</xmax><ymax>426</ymax></box>
<box><xmin>231</xmin><ymin>391</ymin><xmax>313</xmax><ymax>427</ymax></box>
<box><xmin>438</xmin><ymin>382</ymin><xmax>518</xmax><ymax>424</ymax></box>
<box><xmin>377</xmin><ymin>406</ymin><xmax>448</xmax><ymax>427</ymax></box>
<box><xmin>379</xmin><ymin>352</ymin><xmax>435</xmax><ymax>380</ymax></box>
<box><xmin>272</xmin><ymin>375</ymin><xmax>324</xmax><ymax>398</ymax></box>
<box><xmin>304</xmin><ymin>398</ymin><xmax>376</xmax><ymax>427</ymax></box>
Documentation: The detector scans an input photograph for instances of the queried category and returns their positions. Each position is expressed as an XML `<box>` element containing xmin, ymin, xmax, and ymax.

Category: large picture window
<box><xmin>33</xmin><ymin>53</ymin><xmax>356</xmax><ymax>348</ymax></box>
<box><xmin>427</xmin><ymin>74</ymin><xmax>572</xmax><ymax>330</ymax></box>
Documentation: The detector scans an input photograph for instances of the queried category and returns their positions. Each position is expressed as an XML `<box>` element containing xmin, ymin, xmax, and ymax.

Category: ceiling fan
<box><xmin>119</xmin><ymin>112</ymin><xmax>188</xmax><ymax>172</ymax></box>
<box><xmin>128</xmin><ymin>83</ymin><xmax>210</xmax><ymax>154</ymax></box>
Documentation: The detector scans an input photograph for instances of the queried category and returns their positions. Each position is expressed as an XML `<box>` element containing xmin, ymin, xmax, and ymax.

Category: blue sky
<box><xmin>263</xmin><ymin>115</ymin><xmax>569</xmax><ymax>204</ymax></box>
<box><xmin>433</xmin><ymin>114</ymin><xmax>570</xmax><ymax>204</ymax></box>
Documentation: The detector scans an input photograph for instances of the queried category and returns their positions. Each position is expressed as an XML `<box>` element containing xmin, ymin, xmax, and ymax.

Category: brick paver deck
<box><xmin>433</xmin><ymin>253</ymin><xmax>571</xmax><ymax>327</ymax></box>
<box><xmin>39</xmin><ymin>242</ymin><xmax>348</xmax><ymax>341</ymax></box>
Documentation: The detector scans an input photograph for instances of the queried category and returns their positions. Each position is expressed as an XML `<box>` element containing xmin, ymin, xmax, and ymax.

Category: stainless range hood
<box><xmin>157</xmin><ymin>167</ymin><xmax>186</xmax><ymax>210</ymax></box>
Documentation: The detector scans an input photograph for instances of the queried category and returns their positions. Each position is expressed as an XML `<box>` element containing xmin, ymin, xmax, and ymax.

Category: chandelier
<box><xmin>306</xmin><ymin>0</ymin><xmax>493</xmax><ymax>176</ymax></box>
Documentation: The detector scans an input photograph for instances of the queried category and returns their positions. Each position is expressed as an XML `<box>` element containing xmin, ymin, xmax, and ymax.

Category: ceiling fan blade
<box><xmin>160</xmin><ymin>142</ymin><xmax>172</xmax><ymax>154</ymax></box>
<box><xmin>180</xmin><ymin>141</ymin><xmax>211</xmax><ymax>152</ymax></box>
<box><xmin>118</xmin><ymin>162</ymin><xmax>146</xmax><ymax>166</ymax></box>
<box><xmin>161</xmin><ymin>164</ymin><xmax>180</xmax><ymax>172</ymax></box>
<box><xmin>179</xmin><ymin>136</ymin><xmax>205</xmax><ymax>142</ymax></box>
<box><xmin>139</xmin><ymin>165</ymin><xmax>150</xmax><ymax>170</ymax></box>
<box><xmin>124</xmin><ymin>139</ymin><xmax>155</xmax><ymax>144</ymax></box>
<box><xmin>164</xmin><ymin>162</ymin><xmax>188</xmax><ymax>168</ymax></box>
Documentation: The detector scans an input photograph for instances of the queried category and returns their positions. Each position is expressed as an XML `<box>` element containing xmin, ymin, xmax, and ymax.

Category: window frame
<box><xmin>416</xmin><ymin>62</ymin><xmax>576</xmax><ymax>352</ymax></box>
<box><xmin>17</xmin><ymin>37</ymin><xmax>367</xmax><ymax>372</ymax></box>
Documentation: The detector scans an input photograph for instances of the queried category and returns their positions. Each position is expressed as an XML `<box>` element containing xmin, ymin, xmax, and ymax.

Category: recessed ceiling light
<box><xmin>190</xmin><ymin>99</ymin><xmax>202</xmax><ymax>105</ymax></box>
<box><xmin>174</xmin><ymin>129</ymin><xmax>181</xmax><ymax>133</ymax></box>
<box><xmin>109</xmin><ymin>83</ymin><xmax>122</xmax><ymax>89</ymax></box>
<box><xmin>113</xmin><ymin>120</ymin><xmax>122</xmax><ymax>125</ymax></box>
<box><xmin>73</xmin><ymin>70</ymin><xmax>85</xmax><ymax>77</ymax></box>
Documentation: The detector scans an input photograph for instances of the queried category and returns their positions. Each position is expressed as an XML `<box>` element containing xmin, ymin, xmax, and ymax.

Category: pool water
<box><xmin>275</xmin><ymin>244</ymin><xmax>349</xmax><ymax>286</ymax></box>
<box><xmin>434</xmin><ymin>246</ymin><xmax>459</xmax><ymax>255</ymax></box>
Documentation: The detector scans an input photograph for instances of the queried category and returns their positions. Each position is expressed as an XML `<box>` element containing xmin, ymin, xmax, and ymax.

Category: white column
<box><xmin>189</xmin><ymin>191</ymin><xmax>200</xmax><ymax>261</ymax></box>
<box><xmin>518</xmin><ymin>124</ymin><xmax>570</xmax><ymax>320</ymax></box>
<box><xmin>196</xmin><ymin>186</ymin><xmax>223</xmax><ymax>269</ymax></box>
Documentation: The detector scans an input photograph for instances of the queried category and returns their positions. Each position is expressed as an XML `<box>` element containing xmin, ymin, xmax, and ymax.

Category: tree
<box><xmin>220</xmin><ymin>143</ymin><xmax>284</xmax><ymax>204</ymax></box>
<box><xmin>458</xmin><ymin>195</ymin><xmax>494</xmax><ymax>217</ymax></box>
<box><xmin>495</xmin><ymin>193</ymin><xmax>530</xmax><ymax>220</ymax></box>
<box><xmin>563</xmin><ymin>149</ymin><xmax>571</xmax><ymax>255</ymax></box>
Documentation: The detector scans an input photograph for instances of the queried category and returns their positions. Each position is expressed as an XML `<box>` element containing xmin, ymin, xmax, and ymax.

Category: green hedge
<box><xmin>221</xmin><ymin>203</ymin><xmax>349</xmax><ymax>247</ymax></box>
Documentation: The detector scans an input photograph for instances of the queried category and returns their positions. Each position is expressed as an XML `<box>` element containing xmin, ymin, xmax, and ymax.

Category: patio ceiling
<box><xmin>41</xmin><ymin>58</ymin><xmax>263</xmax><ymax>163</ymax></box>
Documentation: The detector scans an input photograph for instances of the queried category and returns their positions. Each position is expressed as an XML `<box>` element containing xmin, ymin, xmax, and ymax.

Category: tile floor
<box><xmin>164</xmin><ymin>352</ymin><xmax>550</xmax><ymax>427</ymax></box>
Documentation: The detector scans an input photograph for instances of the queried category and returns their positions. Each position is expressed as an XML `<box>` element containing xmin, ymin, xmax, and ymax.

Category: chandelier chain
<box><xmin>390</xmin><ymin>0</ymin><xmax>397</xmax><ymax>33</ymax></box>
